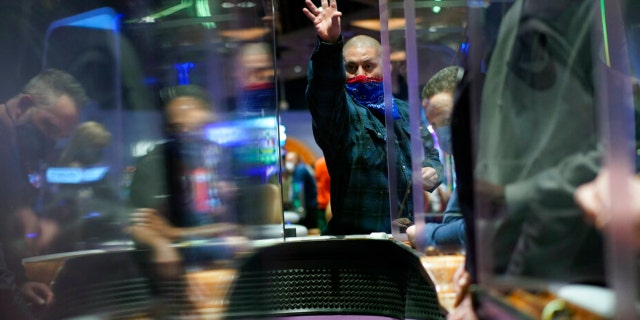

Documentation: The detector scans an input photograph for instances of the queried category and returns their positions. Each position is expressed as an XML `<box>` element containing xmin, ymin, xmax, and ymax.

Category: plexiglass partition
<box><xmin>463</xmin><ymin>0</ymin><xmax>638</xmax><ymax>318</ymax></box>
<box><xmin>401</xmin><ymin>0</ymin><xmax>639</xmax><ymax>318</ymax></box>
<box><xmin>0</xmin><ymin>1</ymin><xmax>283</xmax><ymax>319</ymax></box>
<box><xmin>388</xmin><ymin>0</ymin><xmax>468</xmax><ymax>251</ymax></box>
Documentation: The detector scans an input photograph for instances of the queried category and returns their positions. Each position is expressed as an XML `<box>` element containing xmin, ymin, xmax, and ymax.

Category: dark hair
<box><xmin>421</xmin><ymin>66</ymin><xmax>463</xmax><ymax>99</ymax></box>
<box><xmin>23</xmin><ymin>68</ymin><xmax>89</xmax><ymax>110</ymax></box>
<box><xmin>159</xmin><ymin>84</ymin><xmax>214</xmax><ymax>110</ymax></box>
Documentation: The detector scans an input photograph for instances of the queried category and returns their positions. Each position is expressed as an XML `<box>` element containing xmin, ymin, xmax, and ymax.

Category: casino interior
<box><xmin>1</xmin><ymin>0</ymin><xmax>639</xmax><ymax>319</ymax></box>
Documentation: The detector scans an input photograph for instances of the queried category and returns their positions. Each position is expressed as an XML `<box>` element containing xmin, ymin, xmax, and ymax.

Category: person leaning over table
<box><xmin>302</xmin><ymin>0</ymin><xmax>444</xmax><ymax>236</ymax></box>
<box><xmin>406</xmin><ymin>66</ymin><xmax>465</xmax><ymax>249</ymax></box>
<box><xmin>0</xmin><ymin>69</ymin><xmax>88</xmax><ymax>319</ymax></box>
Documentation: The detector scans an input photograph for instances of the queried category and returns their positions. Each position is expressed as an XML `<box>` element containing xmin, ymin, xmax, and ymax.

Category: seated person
<box><xmin>407</xmin><ymin>66</ymin><xmax>465</xmax><ymax>248</ymax></box>
<box><xmin>128</xmin><ymin>85</ymin><xmax>239</xmax><ymax>312</ymax></box>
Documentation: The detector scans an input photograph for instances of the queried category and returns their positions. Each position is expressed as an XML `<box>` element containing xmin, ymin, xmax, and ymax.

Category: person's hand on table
<box><xmin>21</xmin><ymin>281</ymin><xmax>54</xmax><ymax>307</ymax></box>
<box><xmin>447</xmin><ymin>260</ymin><xmax>477</xmax><ymax>320</ymax></box>
<box><xmin>452</xmin><ymin>260</ymin><xmax>471</xmax><ymax>306</ymax></box>
<box><xmin>392</xmin><ymin>218</ymin><xmax>413</xmax><ymax>233</ymax></box>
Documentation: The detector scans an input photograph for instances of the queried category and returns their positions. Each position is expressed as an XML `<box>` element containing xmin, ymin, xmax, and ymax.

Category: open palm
<box><xmin>302</xmin><ymin>0</ymin><xmax>342</xmax><ymax>43</ymax></box>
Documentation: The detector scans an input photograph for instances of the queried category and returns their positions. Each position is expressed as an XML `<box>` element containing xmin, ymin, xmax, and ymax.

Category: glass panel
<box><xmin>399</xmin><ymin>0</ymin><xmax>468</xmax><ymax>253</ymax></box>
<box><xmin>403</xmin><ymin>0</ymin><xmax>639</xmax><ymax>317</ymax></box>
<box><xmin>465</xmin><ymin>4</ymin><xmax>636</xmax><ymax>317</ymax></box>
<box><xmin>472</xmin><ymin>0</ymin><xmax>605</xmax><ymax>286</ymax></box>
<box><xmin>1</xmin><ymin>1</ymin><xmax>280</xmax><ymax>318</ymax></box>
<box><xmin>594</xmin><ymin>0</ymin><xmax>638</xmax><ymax>318</ymax></box>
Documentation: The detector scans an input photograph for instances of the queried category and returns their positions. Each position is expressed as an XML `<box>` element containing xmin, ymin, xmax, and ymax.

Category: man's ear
<box><xmin>16</xmin><ymin>93</ymin><xmax>36</xmax><ymax>119</ymax></box>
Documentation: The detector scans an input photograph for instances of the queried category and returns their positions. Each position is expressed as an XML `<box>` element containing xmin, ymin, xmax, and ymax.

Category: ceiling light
<box><xmin>219</xmin><ymin>27</ymin><xmax>270</xmax><ymax>40</ymax></box>
<box><xmin>351</xmin><ymin>18</ymin><xmax>422</xmax><ymax>31</ymax></box>
<box><xmin>238</xmin><ymin>1</ymin><xmax>256</xmax><ymax>8</ymax></box>
<box><xmin>390</xmin><ymin>51</ymin><xmax>406</xmax><ymax>62</ymax></box>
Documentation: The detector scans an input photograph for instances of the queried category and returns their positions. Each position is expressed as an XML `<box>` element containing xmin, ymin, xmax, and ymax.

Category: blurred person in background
<box><xmin>236</xmin><ymin>42</ymin><xmax>277</xmax><ymax>115</ymax></box>
<box><xmin>284</xmin><ymin>151</ymin><xmax>318</xmax><ymax>233</ymax></box>
<box><xmin>0</xmin><ymin>69</ymin><xmax>88</xmax><ymax>319</ymax></box>
<box><xmin>407</xmin><ymin>66</ymin><xmax>466</xmax><ymax>249</ymax></box>
<box><xmin>314</xmin><ymin>156</ymin><xmax>330</xmax><ymax>231</ymax></box>
<box><xmin>128</xmin><ymin>84</ymin><xmax>239</xmax><ymax>316</ymax></box>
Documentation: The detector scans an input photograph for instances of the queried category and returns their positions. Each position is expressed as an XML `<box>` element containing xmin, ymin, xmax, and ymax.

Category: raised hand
<box><xmin>302</xmin><ymin>0</ymin><xmax>342</xmax><ymax>43</ymax></box>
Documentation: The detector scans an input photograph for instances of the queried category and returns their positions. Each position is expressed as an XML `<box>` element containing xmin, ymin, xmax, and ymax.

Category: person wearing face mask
<box><xmin>302</xmin><ymin>0</ymin><xmax>444</xmax><ymax>236</ymax></box>
<box><xmin>0</xmin><ymin>69</ymin><xmax>88</xmax><ymax>319</ymax></box>
<box><xmin>235</xmin><ymin>42</ymin><xmax>277</xmax><ymax>116</ymax></box>
<box><xmin>406</xmin><ymin>66</ymin><xmax>466</xmax><ymax>249</ymax></box>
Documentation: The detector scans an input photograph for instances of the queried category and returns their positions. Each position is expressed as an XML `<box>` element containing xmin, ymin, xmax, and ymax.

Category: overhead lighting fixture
<box><xmin>131</xmin><ymin>0</ymin><xmax>193</xmax><ymax>23</ymax></box>
<box><xmin>195</xmin><ymin>0</ymin><xmax>216</xmax><ymax>29</ymax></box>
<box><xmin>390</xmin><ymin>51</ymin><xmax>406</xmax><ymax>62</ymax></box>
<box><xmin>219</xmin><ymin>27</ymin><xmax>270</xmax><ymax>40</ymax></box>
<box><xmin>433</xmin><ymin>0</ymin><xmax>442</xmax><ymax>13</ymax></box>
<box><xmin>351</xmin><ymin>17</ymin><xmax>422</xmax><ymax>31</ymax></box>
<box><xmin>237</xmin><ymin>1</ymin><xmax>256</xmax><ymax>8</ymax></box>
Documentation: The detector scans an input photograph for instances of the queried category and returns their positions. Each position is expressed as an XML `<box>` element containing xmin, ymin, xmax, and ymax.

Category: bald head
<box><xmin>343</xmin><ymin>35</ymin><xmax>381</xmax><ymax>54</ymax></box>
<box><xmin>343</xmin><ymin>35</ymin><xmax>383</xmax><ymax>79</ymax></box>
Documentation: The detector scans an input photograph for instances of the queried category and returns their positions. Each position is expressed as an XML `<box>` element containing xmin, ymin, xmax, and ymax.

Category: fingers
<box><xmin>421</xmin><ymin>167</ymin><xmax>438</xmax><ymax>190</ymax></box>
<box><xmin>302</xmin><ymin>7</ymin><xmax>315</xmax><ymax>21</ymax></box>
<box><xmin>33</xmin><ymin>283</ymin><xmax>54</xmax><ymax>305</ymax></box>
<box><xmin>305</xmin><ymin>0</ymin><xmax>319</xmax><ymax>11</ymax></box>
<box><xmin>21</xmin><ymin>282</ymin><xmax>54</xmax><ymax>306</ymax></box>
<box><xmin>303</xmin><ymin>0</ymin><xmax>320</xmax><ymax>17</ymax></box>
<box><xmin>130</xmin><ymin>208</ymin><xmax>158</xmax><ymax>225</ymax></box>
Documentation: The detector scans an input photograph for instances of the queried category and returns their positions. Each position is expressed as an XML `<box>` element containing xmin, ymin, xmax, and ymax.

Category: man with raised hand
<box><xmin>303</xmin><ymin>0</ymin><xmax>443</xmax><ymax>235</ymax></box>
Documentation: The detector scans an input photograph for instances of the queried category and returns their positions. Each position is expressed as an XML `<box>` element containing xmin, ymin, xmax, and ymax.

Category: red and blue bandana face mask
<box><xmin>345</xmin><ymin>75</ymin><xmax>400</xmax><ymax>119</ymax></box>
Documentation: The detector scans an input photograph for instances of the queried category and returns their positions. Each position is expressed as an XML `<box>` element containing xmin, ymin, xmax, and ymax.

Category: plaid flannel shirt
<box><xmin>306</xmin><ymin>37</ymin><xmax>443</xmax><ymax>235</ymax></box>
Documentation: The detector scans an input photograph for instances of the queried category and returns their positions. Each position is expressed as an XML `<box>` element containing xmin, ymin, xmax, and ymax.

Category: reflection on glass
<box><xmin>474</xmin><ymin>0</ymin><xmax>605</xmax><ymax>286</ymax></box>
<box><xmin>235</xmin><ymin>42</ymin><xmax>277</xmax><ymax>116</ymax></box>
<box><xmin>41</xmin><ymin>121</ymin><xmax>122</xmax><ymax>254</ymax></box>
